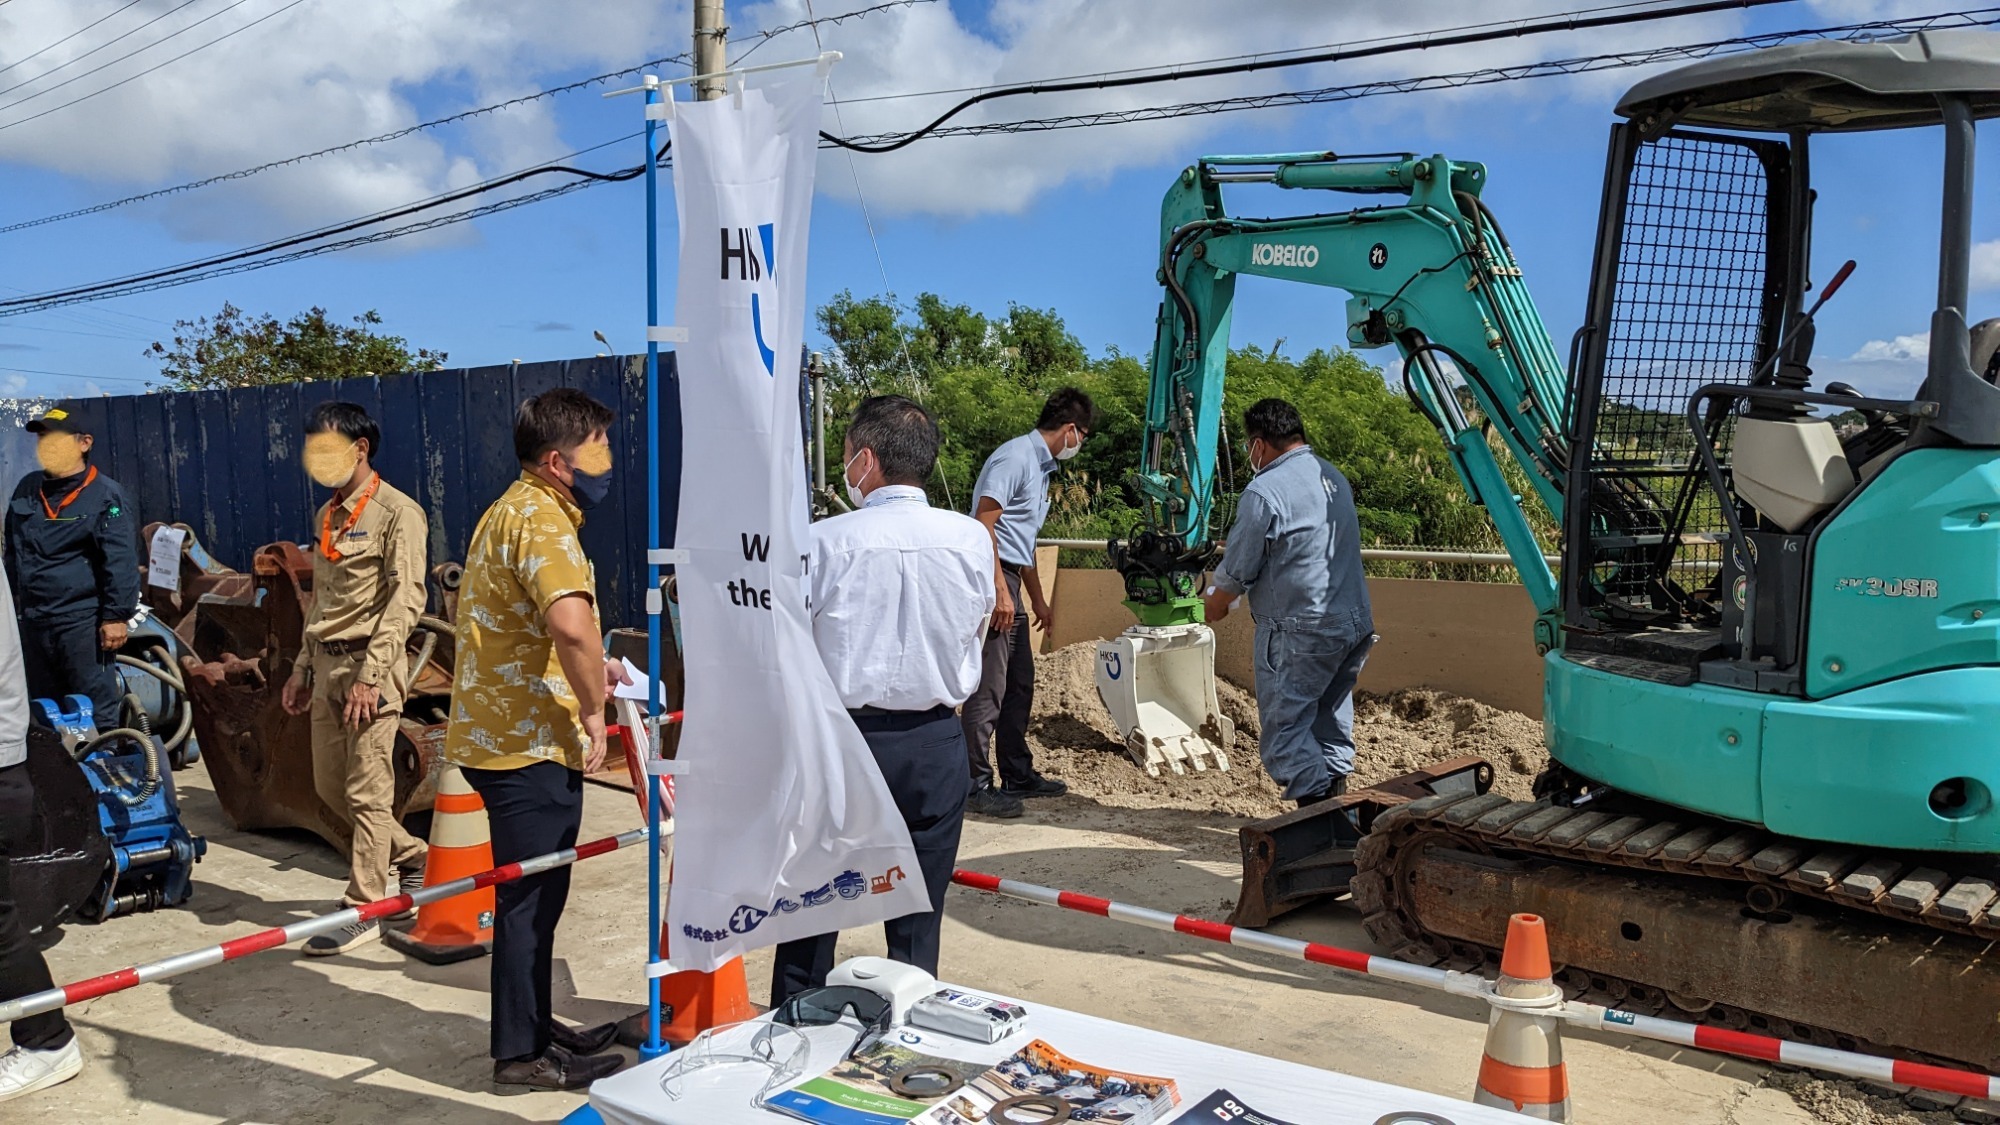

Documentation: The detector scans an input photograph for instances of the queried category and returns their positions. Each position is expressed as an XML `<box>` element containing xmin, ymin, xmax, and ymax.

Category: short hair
<box><xmin>1036</xmin><ymin>387</ymin><xmax>1096</xmax><ymax>433</ymax></box>
<box><xmin>305</xmin><ymin>401</ymin><xmax>381</xmax><ymax>456</ymax></box>
<box><xmin>515</xmin><ymin>388</ymin><xmax>616</xmax><ymax>464</ymax></box>
<box><xmin>1243</xmin><ymin>398</ymin><xmax>1306</xmax><ymax>445</ymax></box>
<box><xmin>846</xmin><ymin>395</ymin><xmax>939</xmax><ymax>486</ymax></box>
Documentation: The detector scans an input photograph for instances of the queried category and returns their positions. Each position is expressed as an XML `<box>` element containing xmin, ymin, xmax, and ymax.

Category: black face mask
<box><xmin>570</xmin><ymin>465</ymin><xmax>614</xmax><ymax>510</ymax></box>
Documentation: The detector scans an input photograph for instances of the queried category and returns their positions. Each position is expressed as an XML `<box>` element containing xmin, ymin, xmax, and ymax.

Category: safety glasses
<box><xmin>772</xmin><ymin>985</ymin><xmax>894</xmax><ymax>1059</ymax></box>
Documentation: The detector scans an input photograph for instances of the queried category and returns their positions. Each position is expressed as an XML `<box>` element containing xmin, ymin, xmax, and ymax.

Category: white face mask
<box><xmin>1054</xmin><ymin>427</ymin><xmax>1081</xmax><ymax>462</ymax></box>
<box><xmin>842</xmin><ymin>448</ymin><xmax>869</xmax><ymax>508</ymax></box>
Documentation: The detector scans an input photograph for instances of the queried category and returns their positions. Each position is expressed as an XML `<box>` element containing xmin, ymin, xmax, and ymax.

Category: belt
<box><xmin>999</xmin><ymin>561</ymin><xmax>1026</xmax><ymax>575</ymax></box>
<box><xmin>848</xmin><ymin>704</ymin><xmax>956</xmax><ymax>721</ymax></box>
<box><xmin>316</xmin><ymin>638</ymin><xmax>369</xmax><ymax>656</ymax></box>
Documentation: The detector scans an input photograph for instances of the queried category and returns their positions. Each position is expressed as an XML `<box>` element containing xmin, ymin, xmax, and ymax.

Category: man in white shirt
<box><xmin>0</xmin><ymin>567</ymin><xmax>84</xmax><ymax>1102</ymax></box>
<box><xmin>770</xmin><ymin>395</ymin><xmax>997</xmax><ymax>1006</ymax></box>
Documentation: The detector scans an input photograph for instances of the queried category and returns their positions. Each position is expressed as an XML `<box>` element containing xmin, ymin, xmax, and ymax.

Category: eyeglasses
<box><xmin>772</xmin><ymin>985</ymin><xmax>894</xmax><ymax>1060</ymax></box>
<box><xmin>657</xmin><ymin>1020</ymin><xmax>810</xmax><ymax>1103</ymax></box>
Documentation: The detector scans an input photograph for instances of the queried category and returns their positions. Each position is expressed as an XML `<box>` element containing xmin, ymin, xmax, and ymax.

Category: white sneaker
<box><xmin>302</xmin><ymin>919</ymin><xmax>381</xmax><ymax>957</ymax></box>
<box><xmin>0</xmin><ymin>1039</ymin><xmax>83</xmax><ymax>1102</ymax></box>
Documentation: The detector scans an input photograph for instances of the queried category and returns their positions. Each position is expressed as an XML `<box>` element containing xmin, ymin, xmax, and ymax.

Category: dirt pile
<box><xmin>1026</xmin><ymin>641</ymin><xmax>1547</xmax><ymax>817</ymax></box>
<box><xmin>1764</xmin><ymin>1073</ymin><xmax>1956</xmax><ymax>1125</ymax></box>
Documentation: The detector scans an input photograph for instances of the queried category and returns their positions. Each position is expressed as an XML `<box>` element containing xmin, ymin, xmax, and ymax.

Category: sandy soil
<box><xmin>1026</xmin><ymin>642</ymin><xmax>1549</xmax><ymax>815</ymax></box>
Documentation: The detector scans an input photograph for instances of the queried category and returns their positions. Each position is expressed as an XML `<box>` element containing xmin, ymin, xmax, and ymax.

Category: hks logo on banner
<box><xmin>663</xmin><ymin>69</ymin><xmax>930</xmax><ymax>972</ymax></box>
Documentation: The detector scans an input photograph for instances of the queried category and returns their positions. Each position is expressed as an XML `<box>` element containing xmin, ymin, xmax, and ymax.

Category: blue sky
<box><xmin>0</xmin><ymin>0</ymin><xmax>1991</xmax><ymax>403</ymax></box>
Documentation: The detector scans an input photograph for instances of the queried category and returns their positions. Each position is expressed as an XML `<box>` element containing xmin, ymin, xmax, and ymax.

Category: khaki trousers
<box><xmin>311</xmin><ymin>650</ymin><xmax>427</xmax><ymax>907</ymax></box>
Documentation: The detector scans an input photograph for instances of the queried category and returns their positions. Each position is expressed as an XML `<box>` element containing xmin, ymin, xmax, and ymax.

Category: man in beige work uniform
<box><xmin>281</xmin><ymin>401</ymin><xmax>430</xmax><ymax>955</ymax></box>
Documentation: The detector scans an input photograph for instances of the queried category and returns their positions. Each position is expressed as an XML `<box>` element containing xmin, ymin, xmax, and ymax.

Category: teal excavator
<box><xmin>1092</xmin><ymin>32</ymin><xmax>2000</xmax><ymax>1074</ymax></box>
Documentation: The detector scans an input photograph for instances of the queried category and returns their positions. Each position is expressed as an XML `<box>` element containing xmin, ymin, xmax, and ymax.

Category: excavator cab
<box><xmin>1551</xmin><ymin>32</ymin><xmax>2000</xmax><ymax>851</ymax></box>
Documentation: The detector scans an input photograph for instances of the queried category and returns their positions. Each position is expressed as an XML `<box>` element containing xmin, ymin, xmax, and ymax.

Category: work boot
<box><xmin>493</xmin><ymin>1043</ymin><xmax>623</xmax><ymax>1092</ymax></box>
<box><xmin>1002</xmin><ymin>773</ymin><xmax>1068</xmax><ymax>799</ymax></box>
<box><xmin>0</xmin><ymin>1039</ymin><xmax>82</xmax><ymax>1103</ymax></box>
<box><xmin>391</xmin><ymin>859</ymin><xmax>427</xmax><ymax>921</ymax></box>
<box><xmin>550</xmin><ymin>1020</ymin><xmax>619</xmax><ymax>1055</ymax></box>
<box><xmin>303</xmin><ymin>918</ymin><xmax>381</xmax><ymax>957</ymax></box>
<box><xmin>966</xmin><ymin>786</ymin><xmax>1024</xmax><ymax>819</ymax></box>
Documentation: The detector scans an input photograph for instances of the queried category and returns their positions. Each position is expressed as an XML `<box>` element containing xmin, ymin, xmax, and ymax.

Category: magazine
<box><xmin>915</xmin><ymin>1039</ymin><xmax>1179</xmax><ymax>1125</ymax></box>
<box><xmin>761</xmin><ymin>1035</ymin><xmax>990</xmax><ymax>1125</ymax></box>
<box><xmin>1173</xmin><ymin>1089</ymin><xmax>1304</xmax><ymax>1124</ymax></box>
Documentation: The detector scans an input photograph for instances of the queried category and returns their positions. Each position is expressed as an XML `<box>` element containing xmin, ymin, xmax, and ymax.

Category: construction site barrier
<box><xmin>0</xmin><ymin>826</ymin><xmax>651</xmax><ymax>1025</ymax></box>
<box><xmin>949</xmin><ymin>869</ymin><xmax>2000</xmax><ymax>1105</ymax></box>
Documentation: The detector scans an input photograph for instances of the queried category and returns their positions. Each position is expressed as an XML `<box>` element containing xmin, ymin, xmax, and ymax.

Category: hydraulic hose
<box><xmin>114</xmin><ymin>652</ymin><xmax>192</xmax><ymax>755</ymax></box>
<box><xmin>86</xmin><ymin>708</ymin><xmax>161</xmax><ymax>808</ymax></box>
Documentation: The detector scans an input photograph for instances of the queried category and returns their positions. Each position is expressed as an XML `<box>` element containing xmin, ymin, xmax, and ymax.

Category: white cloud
<box><xmin>0</xmin><ymin>0</ymin><xmax>1762</xmax><ymax>240</ymax></box>
<box><xmin>1848</xmin><ymin>332</ymin><xmax>1930</xmax><ymax>364</ymax></box>
<box><xmin>1973</xmin><ymin>239</ymin><xmax>2000</xmax><ymax>291</ymax></box>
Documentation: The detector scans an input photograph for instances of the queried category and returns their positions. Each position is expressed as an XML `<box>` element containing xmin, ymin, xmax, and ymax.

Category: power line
<box><xmin>0</xmin><ymin>0</ymin><xmax>932</xmax><ymax>236</ymax></box>
<box><xmin>0</xmin><ymin>3</ymin><xmax>1958</xmax><ymax>317</ymax></box>
<box><xmin>0</xmin><ymin>0</ymin><xmax>315</xmax><ymax>133</ymax></box>
<box><xmin>836</xmin><ymin>7</ymin><xmax>2000</xmax><ymax>148</ymax></box>
<box><xmin>819</xmin><ymin>0</ymin><xmax>1801</xmax><ymax>154</ymax></box>
<box><xmin>0</xmin><ymin>0</ymin><xmax>217</xmax><ymax>106</ymax></box>
<box><xmin>0</xmin><ymin>0</ymin><xmax>150</xmax><ymax>80</ymax></box>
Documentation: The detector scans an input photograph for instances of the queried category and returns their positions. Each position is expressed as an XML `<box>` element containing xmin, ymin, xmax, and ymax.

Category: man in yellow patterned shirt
<box><xmin>444</xmin><ymin>388</ymin><xmax>628</xmax><ymax>1092</ymax></box>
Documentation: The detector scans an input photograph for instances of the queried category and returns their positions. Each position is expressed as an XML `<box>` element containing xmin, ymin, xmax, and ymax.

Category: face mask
<box><xmin>842</xmin><ymin>448</ymin><xmax>869</xmax><ymax>508</ymax></box>
<box><xmin>563</xmin><ymin>441</ymin><xmax>615</xmax><ymax>510</ymax></box>
<box><xmin>302</xmin><ymin>432</ymin><xmax>362</xmax><ymax>489</ymax></box>
<box><xmin>1054</xmin><ymin>427</ymin><xmax>1081</xmax><ymax>462</ymax></box>
<box><xmin>35</xmin><ymin>433</ymin><xmax>85</xmax><ymax>477</ymax></box>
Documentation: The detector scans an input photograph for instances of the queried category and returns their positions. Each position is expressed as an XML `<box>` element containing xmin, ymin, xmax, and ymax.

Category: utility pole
<box><xmin>694</xmin><ymin>0</ymin><xmax>727</xmax><ymax>101</ymax></box>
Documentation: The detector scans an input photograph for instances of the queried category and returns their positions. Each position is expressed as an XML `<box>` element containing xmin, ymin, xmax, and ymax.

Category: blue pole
<box><xmin>641</xmin><ymin>75</ymin><xmax>669</xmax><ymax>1063</ymax></box>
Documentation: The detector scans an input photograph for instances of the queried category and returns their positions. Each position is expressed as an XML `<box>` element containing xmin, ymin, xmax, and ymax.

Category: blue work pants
<box><xmin>1251</xmin><ymin>609</ymin><xmax>1376</xmax><ymax>801</ymax></box>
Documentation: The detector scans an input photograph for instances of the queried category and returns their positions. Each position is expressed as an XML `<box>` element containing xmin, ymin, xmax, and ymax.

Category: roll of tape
<box><xmin>986</xmin><ymin>1094</ymin><xmax>1071</xmax><ymax>1123</ymax></box>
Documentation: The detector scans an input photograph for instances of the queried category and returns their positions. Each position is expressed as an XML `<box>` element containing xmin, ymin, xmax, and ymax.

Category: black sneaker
<box><xmin>493</xmin><ymin>1044</ymin><xmax>622</xmax><ymax>1092</ymax></box>
<box><xmin>966</xmin><ymin>786</ymin><xmax>1024</xmax><ymax>819</ymax></box>
<box><xmin>550</xmin><ymin>1020</ymin><xmax>618</xmax><ymax>1055</ymax></box>
<box><xmin>1002</xmin><ymin>774</ymin><xmax>1067</xmax><ymax>799</ymax></box>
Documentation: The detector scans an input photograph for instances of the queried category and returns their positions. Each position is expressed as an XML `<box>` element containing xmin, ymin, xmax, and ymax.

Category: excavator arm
<box><xmin>1115</xmin><ymin>152</ymin><xmax>1570</xmax><ymax>650</ymax></box>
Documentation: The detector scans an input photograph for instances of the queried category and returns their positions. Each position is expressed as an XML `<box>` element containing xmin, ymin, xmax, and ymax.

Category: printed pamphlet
<box><xmin>915</xmin><ymin>1038</ymin><xmax>1179</xmax><ymax>1125</ymax></box>
<box><xmin>761</xmin><ymin>1036</ymin><xmax>988</xmax><ymax>1125</ymax></box>
<box><xmin>1175</xmin><ymin>1088</ymin><xmax>1305</xmax><ymax>1124</ymax></box>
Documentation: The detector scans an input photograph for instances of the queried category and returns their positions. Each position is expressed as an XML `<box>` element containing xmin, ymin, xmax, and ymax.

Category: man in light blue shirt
<box><xmin>961</xmin><ymin>388</ymin><xmax>1095</xmax><ymax>818</ymax></box>
<box><xmin>1205</xmin><ymin>398</ymin><xmax>1374</xmax><ymax>807</ymax></box>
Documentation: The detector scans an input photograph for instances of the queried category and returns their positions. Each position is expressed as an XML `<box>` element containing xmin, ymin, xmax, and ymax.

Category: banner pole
<box><xmin>641</xmin><ymin>72</ymin><xmax>670</xmax><ymax>1063</ymax></box>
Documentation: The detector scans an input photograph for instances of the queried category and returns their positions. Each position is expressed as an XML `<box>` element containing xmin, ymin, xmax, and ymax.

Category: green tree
<box><xmin>146</xmin><ymin>304</ymin><xmax>446</xmax><ymax>391</ymax></box>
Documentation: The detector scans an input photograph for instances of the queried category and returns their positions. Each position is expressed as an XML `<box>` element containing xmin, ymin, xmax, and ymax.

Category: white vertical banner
<box><xmin>665</xmin><ymin>70</ymin><xmax>930</xmax><ymax>971</ymax></box>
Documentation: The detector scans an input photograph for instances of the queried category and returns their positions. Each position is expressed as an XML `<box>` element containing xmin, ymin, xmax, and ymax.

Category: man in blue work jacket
<box><xmin>1205</xmin><ymin>398</ymin><xmax>1375</xmax><ymax>808</ymax></box>
<box><xmin>3</xmin><ymin>406</ymin><xmax>139</xmax><ymax>730</ymax></box>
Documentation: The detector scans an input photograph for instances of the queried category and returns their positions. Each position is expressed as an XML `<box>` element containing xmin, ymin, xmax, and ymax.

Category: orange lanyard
<box><xmin>39</xmin><ymin>465</ymin><xmax>96</xmax><ymax>521</ymax></box>
<box><xmin>319</xmin><ymin>474</ymin><xmax>381</xmax><ymax>561</ymax></box>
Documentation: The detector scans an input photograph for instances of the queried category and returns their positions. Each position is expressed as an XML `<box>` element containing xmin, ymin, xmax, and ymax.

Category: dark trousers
<box><xmin>0</xmin><ymin>763</ymin><xmax>72</xmax><ymax>1051</ymax></box>
<box><xmin>770</xmin><ymin>705</ymin><xmax>968</xmax><ymax>1008</ymax></box>
<box><xmin>960</xmin><ymin>568</ymin><xmax>1036</xmax><ymax>790</ymax></box>
<box><xmin>22</xmin><ymin>616</ymin><xmax>121</xmax><ymax>730</ymax></box>
<box><xmin>462</xmin><ymin>760</ymin><xmax>583</xmax><ymax>1062</ymax></box>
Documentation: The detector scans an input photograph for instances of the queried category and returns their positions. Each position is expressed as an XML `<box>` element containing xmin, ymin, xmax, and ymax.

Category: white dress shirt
<box><xmin>810</xmin><ymin>484</ymin><xmax>997</xmax><ymax>712</ymax></box>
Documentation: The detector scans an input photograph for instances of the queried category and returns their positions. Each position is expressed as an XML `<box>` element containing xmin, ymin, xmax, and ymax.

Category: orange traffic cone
<box><xmin>1473</xmin><ymin>913</ymin><xmax>1572</xmax><ymax>1121</ymax></box>
<box><xmin>655</xmin><ymin>950</ymin><xmax>758</xmax><ymax>1045</ymax></box>
<box><xmin>385</xmin><ymin>767</ymin><xmax>495</xmax><ymax>965</ymax></box>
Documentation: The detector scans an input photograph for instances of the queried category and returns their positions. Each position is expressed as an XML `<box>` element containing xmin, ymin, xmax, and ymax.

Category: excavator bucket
<box><xmin>1095</xmin><ymin>624</ymin><xmax>1232</xmax><ymax>776</ymax></box>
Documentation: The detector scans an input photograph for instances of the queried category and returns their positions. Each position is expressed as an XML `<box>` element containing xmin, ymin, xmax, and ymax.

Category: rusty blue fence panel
<box><xmin>0</xmin><ymin>355</ymin><xmax>680</xmax><ymax>630</ymax></box>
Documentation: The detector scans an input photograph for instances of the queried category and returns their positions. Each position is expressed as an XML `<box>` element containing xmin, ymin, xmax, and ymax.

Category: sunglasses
<box><xmin>773</xmin><ymin>985</ymin><xmax>894</xmax><ymax>1059</ymax></box>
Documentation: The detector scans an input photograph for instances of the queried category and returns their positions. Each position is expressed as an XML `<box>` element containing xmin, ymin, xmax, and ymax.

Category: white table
<box><xmin>586</xmin><ymin>985</ymin><xmax>1531</xmax><ymax>1124</ymax></box>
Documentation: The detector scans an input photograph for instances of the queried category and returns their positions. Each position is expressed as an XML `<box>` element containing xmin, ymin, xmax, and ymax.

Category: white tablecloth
<box><xmin>588</xmin><ymin>985</ymin><xmax>1530</xmax><ymax>1124</ymax></box>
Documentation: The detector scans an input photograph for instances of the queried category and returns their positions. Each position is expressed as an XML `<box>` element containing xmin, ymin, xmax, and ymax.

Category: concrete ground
<box><xmin>31</xmin><ymin>763</ymin><xmax>1821</xmax><ymax>1124</ymax></box>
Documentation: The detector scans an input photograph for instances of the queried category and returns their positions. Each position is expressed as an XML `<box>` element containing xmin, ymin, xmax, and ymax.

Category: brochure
<box><xmin>1173</xmin><ymin>1088</ymin><xmax>1305</xmax><ymax>1124</ymax></box>
<box><xmin>761</xmin><ymin>1036</ymin><xmax>989</xmax><ymax>1125</ymax></box>
<box><xmin>915</xmin><ymin>1038</ymin><xmax>1179</xmax><ymax>1125</ymax></box>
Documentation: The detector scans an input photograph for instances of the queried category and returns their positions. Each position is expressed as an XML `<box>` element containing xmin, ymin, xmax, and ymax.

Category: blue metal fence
<box><xmin>3</xmin><ymin>355</ymin><xmax>682</xmax><ymax>629</ymax></box>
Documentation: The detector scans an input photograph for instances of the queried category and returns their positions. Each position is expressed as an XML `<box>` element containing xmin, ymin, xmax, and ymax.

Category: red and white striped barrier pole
<box><xmin>0</xmin><ymin>826</ymin><xmax>650</xmax><ymax>1025</ymax></box>
<box><xmin>950</xmin><ymin>869</ymin><xmax>2000</xmax><ymax>1104</ymax></box>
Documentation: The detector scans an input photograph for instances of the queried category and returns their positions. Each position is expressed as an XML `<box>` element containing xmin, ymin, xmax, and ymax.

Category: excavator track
<box><xmin>1351</xmin><ymin>788</ymin><xmax>2000</xmax><ymax>1117</ymax></box>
